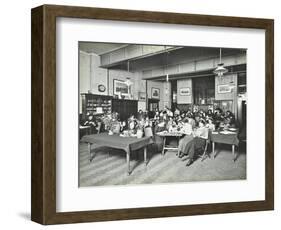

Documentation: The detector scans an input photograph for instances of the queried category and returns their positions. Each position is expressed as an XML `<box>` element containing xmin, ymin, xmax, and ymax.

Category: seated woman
<box><xmin>108</xmin><ymin>112</ymin><xmax>121</xmax><ymax>134</ymax></box>
<box><xmin>182</xmin><ymin>119</ymin><xmax>209</xmax><ymax>166</ymax></box>
<box><xmin>166</xmin><ymin>116</ymin><xmax>177</xmax><ymax>132</ymax></box>
<box><xmin>154</xmin><ymin>117</ymin><xmax>167</xmax><ymax>152</ymax></box>
<box><xmin>177</xmin><ymin>118</ymin><xmax>193</xmax><ymax>158</ymax></box>
<box><xmin>127</xmin><ymin>114</ymin><xmax>137</xmax><ymax>134</ymax></box>
<box><xmin>83</xmin><ymin>113</ymin><xmax>98</xmax><ymax>134</ymax></box>
<box><xmin>206</xmin><ymin>118</ymin><xmax>215</xmax><ymax>131</ymax></box>
<box><xmin>224</xmin><ymin>115</ymin><xmax>236</xmax><ymax>128</ymax></box>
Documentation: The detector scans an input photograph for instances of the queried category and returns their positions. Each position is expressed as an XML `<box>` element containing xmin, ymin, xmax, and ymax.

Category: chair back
<box><xmin>144</xmin><ymin>127</ymin><xmax>153</xmax><ymax>137</ymax></box>
<box><xmin>205</xmin><ymin>128</ymin><xmax>212</xmax><ymax>143</ymax></box>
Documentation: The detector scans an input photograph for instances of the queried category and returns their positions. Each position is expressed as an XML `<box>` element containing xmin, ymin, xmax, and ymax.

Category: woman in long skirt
<box><xmin>183</xmin><ymin>119</ymin><xmax>209</xmax><ymax>166</ymax></box>
<box><xmin>178</xmin><ymin>119</ymin><xmax>193</xmax><ymax>158</ymax></box>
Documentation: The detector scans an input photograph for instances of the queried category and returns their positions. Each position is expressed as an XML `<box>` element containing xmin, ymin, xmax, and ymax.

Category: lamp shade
<box><xmin>125</xmin><ymin>78</ymin><xmax>133</xmax><ymax>86</ymax></box>
<box><xmin>213</xmin><ymin>63</ymin><xmax>228</xmax><ymax>77</ymax></box>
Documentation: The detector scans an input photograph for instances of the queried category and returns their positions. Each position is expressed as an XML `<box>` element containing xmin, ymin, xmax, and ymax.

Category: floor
<box><xmin>79</xmin><ymin>141</ymin><xmax>246</xmax><ymax>187</ymax></box>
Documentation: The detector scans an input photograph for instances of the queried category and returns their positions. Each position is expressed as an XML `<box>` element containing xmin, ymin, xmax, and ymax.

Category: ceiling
<box><xmin>79</xmin><ymin>42</ymin><xmax>126</xmax><ymax>55</ymax></box>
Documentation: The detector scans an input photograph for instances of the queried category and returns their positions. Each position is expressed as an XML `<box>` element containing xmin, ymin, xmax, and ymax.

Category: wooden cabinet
<box><xmin>80</xmin><ymin>94</ymin><xmax>137</xmax><ymax>122</ymax></box>
<box><xmin>81</xmin><ymin>94</ymin><xmax>112</xmax><ymax>119</ymax></box>
<box><xmin>112</xmin><ymin>99</ymin><xmax>138</xmax><ymax>121</ymax></box>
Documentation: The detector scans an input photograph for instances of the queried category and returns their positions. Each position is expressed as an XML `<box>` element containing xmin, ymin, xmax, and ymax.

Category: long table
<box><xmin>81</xmin><ymin>133</ymin><xmax>153</xmax><ymax>175</ymax></box>
<box><xmin>210</xmin><ymin>131</ymin><xmax>239</xmax><ymax>161</ymax></box>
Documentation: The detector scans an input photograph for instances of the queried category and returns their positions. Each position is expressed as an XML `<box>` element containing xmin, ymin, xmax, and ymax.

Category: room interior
<box><xmin>79</xmin><ymin>43</ymin><xmax>246</xmax><ymax>125</ymax></box>
<box><xmin>78</xmin><ymin>42</ymin><xmax>247</xmax><ymax>186</ymax></box>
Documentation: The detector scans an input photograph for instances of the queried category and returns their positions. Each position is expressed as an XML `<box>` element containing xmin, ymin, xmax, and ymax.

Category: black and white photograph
<box><xmin>79</xmin><ymin>42</ymin><xmax>247</xmax><ymax>187</ymax></box>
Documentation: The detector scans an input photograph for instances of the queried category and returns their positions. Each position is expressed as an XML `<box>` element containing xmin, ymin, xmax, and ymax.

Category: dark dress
<box><xmin>178</xmin><ymin>135</ymin><xmax>194</xmax><ymax>154</ymax></box>
<box><xmin>154</xmin><ymin>124</ymin><xmax>166</xmax><ymax>152</ymax></box>
<box><xmin>185</xmin><ymin>127</ymin><xmax>208</xmax><ymax>159</ymax></box>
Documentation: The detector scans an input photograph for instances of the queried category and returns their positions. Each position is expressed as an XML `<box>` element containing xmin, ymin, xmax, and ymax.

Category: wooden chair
<box><xmin>197</xmin><ymin>129</ymin><xmax>211</xmax><ymax>162</ymax></box>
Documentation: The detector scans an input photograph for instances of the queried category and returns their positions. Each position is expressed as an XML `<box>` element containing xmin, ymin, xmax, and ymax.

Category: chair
<box><xmin>198</xmin><ymin>129</ymin><xmax>211</xmax><ymax>161</ymax></box>
<box><xmin>144</xmin><ymin>127</ymin><xmax>153</xmax><ymax>137</ymax></box>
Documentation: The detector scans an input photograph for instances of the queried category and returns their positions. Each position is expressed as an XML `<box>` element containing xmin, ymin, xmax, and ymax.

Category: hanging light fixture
<box><xmin>125</xmin><ymin>61</ymin><xmax>133</xmax><ymax>86</ymax></box>
<box><xmin>124</xmin><ymin>61</ymin><xmax>133</xmax><ymax>99</ymax></box>
<box><xmin>125</xmin><ymin>77</ymin><xmax>133</xmax><ymax>86</ymax></box>
<box><xmin>213</xmin><ymin>48</ymin><xmax>228</xmax><ymax>77</ymax></box>
<box><xmin>165</xmin><ymin>52</ymin><xmax>169</xmax><ymax>95</ymax></box>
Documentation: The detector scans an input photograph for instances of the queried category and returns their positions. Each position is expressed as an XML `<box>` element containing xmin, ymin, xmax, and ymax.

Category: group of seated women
<box><xmin>150</xmin><ymin>106</ymin><xmax>237</xmax><ymax>166</ymax></box>
<box><xmin>81</xmin><ymin>106</ymin><xmax>237</xmax><ymax>166</ymax></box>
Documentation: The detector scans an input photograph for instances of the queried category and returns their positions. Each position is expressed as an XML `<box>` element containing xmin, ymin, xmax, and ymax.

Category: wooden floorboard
<box><xmin>79</xmin><ymin>142</ymin><xmax>246</xmax><ymax>187</ymax></box>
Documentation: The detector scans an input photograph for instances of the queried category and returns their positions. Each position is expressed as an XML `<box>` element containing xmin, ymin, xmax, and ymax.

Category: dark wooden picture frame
<box><xmin>31</xmin><ymin>4</ymin><xmax>274</xmax><ymax>225</ymax></box>
<box><xmin>151</xmin><ymin>87</ymin><xmax>160</xmax><ymax>99</ymax></box>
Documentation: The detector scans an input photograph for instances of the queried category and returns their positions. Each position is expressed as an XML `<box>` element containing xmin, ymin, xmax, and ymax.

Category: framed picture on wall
<box><xmin>151</xmin><ymin>87</ymin><xmax>160</xmax><ymax>99</ymax></box>
<box><xmin>31</xmin><ymin>4</ymin><xmax>273</xmax><ymax>225</ymax></box>
<box><xmin>113</xmin><ymin>79</ymin><xmax>129</xmax><ymax>97</ymax></box>
<box><xmin>179</xmin><ymin>87</ymin><xmax>191</xmax><ymax>96</ymax></box>
<box><xmin>218</xmin><ymin>84</ymin><xmax>232</xmax><ymax>93</ymax></box>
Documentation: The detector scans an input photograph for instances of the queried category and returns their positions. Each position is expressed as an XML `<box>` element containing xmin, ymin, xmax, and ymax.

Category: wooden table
<box><xmin>79</xmin><ymin>125</ymin><xmax>91</xmax><ymax>139</ymax></box>
<box><xmin>81</xmin><ymin>133</ymin><xmax>153</xmax><ymax>175</ymax></box>
<box><xmin>156</xmin><ymin>131</ymin><xmax>183</xmax><ymax>155</ymax></box>
<box><xmin>210</xmin><ymin>131</ymin><xmax>239</xmax><ymax>161</ymax></box>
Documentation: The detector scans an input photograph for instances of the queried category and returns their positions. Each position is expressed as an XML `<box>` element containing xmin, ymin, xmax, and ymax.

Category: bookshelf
<box><xmin>81</xmin><ymin>94</ymin><xmax>112</xmax><ymax>118</ymax></box>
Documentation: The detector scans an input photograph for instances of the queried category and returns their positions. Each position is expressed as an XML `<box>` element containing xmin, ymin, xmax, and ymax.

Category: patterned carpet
<box><xmin>79</xmin><ymin>141</ymin><xmax>246</xmax><ymax>187</ymax></box>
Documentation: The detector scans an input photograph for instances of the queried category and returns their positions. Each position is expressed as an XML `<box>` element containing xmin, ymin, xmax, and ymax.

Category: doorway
<box><xmin>148</xmin><ymin>98</ymin><xmax>159</xmax><ymax>117</ymax></box>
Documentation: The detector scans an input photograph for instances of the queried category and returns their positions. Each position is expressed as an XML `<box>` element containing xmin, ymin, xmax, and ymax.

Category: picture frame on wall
<box><xmin>31</xmin><ymin>4</ymin><xmax>274</xmax><ymax>225</ymax></box>
<box><xmin>151</xmin><ymin>87</ymin><xmax>160</xmax><ymax>99</ymax></box>
<box><xmin>113</xmin><ymin>79</ymin><xmax>129</xmax><ymax>97</ymax></box>
<box><xmin>217</xmin><ymin>84</ymin><xmax>232</xmax><ymax>94</ymax></box>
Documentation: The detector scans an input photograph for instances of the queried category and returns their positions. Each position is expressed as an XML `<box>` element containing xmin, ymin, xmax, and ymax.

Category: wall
<box><xmin>80</xmin><ymin>52</ymin><xmax>147</xmax><ymax>111</ymax></box>
<box><xmin>215</xmin><ymin>73</ymin><xmax>237</xmax><ymax>101</ymax></box>
<box><xmin>141</xmin><ymin>48</ymin><xmax>246</xmax><ymax>79</ymax></box>
<box><xmin>147</xmin><ymin>80</ymin><xmax>165</xmax><ymax>110</ymax></box>
<box><xmin>79</xmin><ymin>52</ymin><xmax>108</xmax><ymax>95</ymax></box>
<box><xmin>215</xmin><ymin>73</ymin><xmax>238</xmax><ymax>114</ymax></box>
<box><xmin>177</xmin><ymin>79</ymin><xmax>192</xmax><ymax>104</ymax></box>
<box><xmin>79</xmin><ymin>51</ymin><xmax>91</xmax><ymax>93</ymax></box>
<box><xmin>89</xmin><ymin>53</ymin><xmax>108</xmax><ymax>95</ymax></box>
<box><xmin>163</xmin><ymin>81</ymin><xmax>171</xmax><ymax>108</ymax></box>
<box><xmin>1</xmin><ymin>1</ymin><xmax>280</xmax><ymax>230</ymax></box>
<box><xmin>108</xmin><ymin>69</ymin><xmax>139</xmax><ymax>99</ymax></box>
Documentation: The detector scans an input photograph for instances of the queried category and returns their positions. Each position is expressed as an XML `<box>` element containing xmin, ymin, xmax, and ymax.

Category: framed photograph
<box><xmin>217</xmin><ymin>84</ymin><xmax>232</xmax><ymax>94</ymax></box>
<box><xmin>151</xmin><ymin>87</ymin><xmax>160</xmax><ymax>99</ymax></box>
<box><xmin>113</xmin><ymin>79</ymin><xmax>129</xmax><ymax>96</ymax></box>
<box><xmin>179</xmin><ymin>87</ymin><xmax>191</xmax><ymax>96</ymax></box>
<box><xmin>31</xmin><ymin>4</ymin><xmax>274</xmax><ymax>225</ymax></box>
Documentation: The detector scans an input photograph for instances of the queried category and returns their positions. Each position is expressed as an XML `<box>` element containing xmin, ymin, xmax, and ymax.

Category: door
<box><xmin>148</xmin><ymin>99</ymin><xmax>159</xmax><ymax>118</ymax></box>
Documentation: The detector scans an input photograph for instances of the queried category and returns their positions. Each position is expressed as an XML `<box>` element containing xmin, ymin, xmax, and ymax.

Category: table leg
<box><xmin>126</xmin><ymin>150</ymin><xmax>131</xmax><ymax>175</ymax></box>
<box><xmin>176</xmin><ymin>136</ymin><xmax>180</xmax><ymax>156</ymax></box>
<box><xmin>162</xmin><ymin>137</ymin><xmax>166</xmax><ymax>156</ymax></box>
<box><xmin>212</xmin><ymin>142</ymin><xmax>215</xmax><ymax>158</ymax></box>
<box><xmin>88</xmin><ymin>143</ymin><xmax>91</xmax><ymax>161</ymax></box>
<box><xmin>232</xmin><ymin>145</ymin><xmax>236</xmax><ymax>162</ymax></box>
<box><xmin>144</xmin><ymin>146</ymin><xmax>148</xmax><ymax>166</ymax></box>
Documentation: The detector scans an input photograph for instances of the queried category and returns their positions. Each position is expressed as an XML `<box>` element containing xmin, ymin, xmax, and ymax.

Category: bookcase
<box><xmin>81</xmin><ymin>94</ymin><xmax>138</xmax><ymax>122</ymax></box>
<box><xmin>81</xmin><ymin>94</ymin><xmax>112</xmax><ymax>118</ymax></box>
